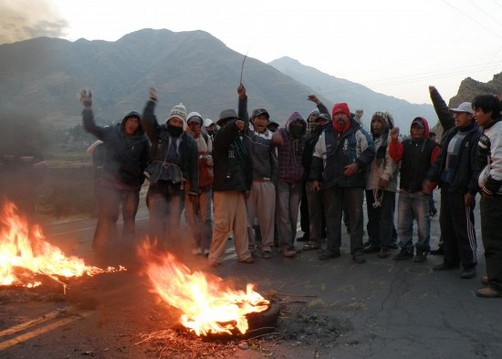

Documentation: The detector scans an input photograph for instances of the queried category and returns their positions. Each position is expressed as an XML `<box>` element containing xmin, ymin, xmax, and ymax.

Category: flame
<box><xmin>139</xmin><ymin>242</ymin><xmax>270</xmax><ymax>336</ymax></box>
<box><xmin>0</xmin><ymin>201</ymin><xmax>125</xmax><ymax>287</ymax></box>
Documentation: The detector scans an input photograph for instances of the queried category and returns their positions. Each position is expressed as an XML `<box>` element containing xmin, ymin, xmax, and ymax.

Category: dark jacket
<box><xmin>302</xmin><ymin>103</ymin><xmax>330</xmax><ymax>179</ymax></box>
<box><xmin>398</xmin><ymin>117</ymin><xmax>440</xmax><ymax>192</ymax></box>
<box><xmin>310</xmin><ymin>120</ymin><xmax>375</xmax><ymax>188</ymax></box>
<box><xmin>141</xmin><ymin>100</ymin><xmax>199</xmax><ymax>194</ymax></box>
<box><xmin>82</xmin><ymin>108</ymin><xmax>150</xmax><ymax>189</ymax></box>
<box><xmin>238</xmin><ymin>97</ymin><xmax>278</xmax><ymax>183</ymax></box>
<box><xmin>427</xmin><ymin>122</ymin><xmax>481</xmax><ymax>195</ymax></box>
<box><xmin>212</xmin><ymin>119</ymin><xmax>252</xmax><ymax>192</ymax></box>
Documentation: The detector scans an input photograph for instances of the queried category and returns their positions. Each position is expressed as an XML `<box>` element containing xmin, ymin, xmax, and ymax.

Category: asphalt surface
<box><xmin>1</xmin><ymin>200</ymin><xmax>501</xmax><ymax>359</ymax></box>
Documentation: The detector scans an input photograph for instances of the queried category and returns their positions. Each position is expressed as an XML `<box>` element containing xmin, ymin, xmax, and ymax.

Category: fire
<box><xmin>139</xmin><ymin>242</ymin><xmax>270</xmax><ymax>336</ymax></box>
<box><xmin>0</xmin><ymin>201</ymin><xmax>125</xmax><ymax>287</ymax></box>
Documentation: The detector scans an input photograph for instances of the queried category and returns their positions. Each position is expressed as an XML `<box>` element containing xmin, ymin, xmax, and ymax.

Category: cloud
<box><xmin>0</xmin><ymin>0</ymin><xmax>67</xmax><ymax>44</ymax></box>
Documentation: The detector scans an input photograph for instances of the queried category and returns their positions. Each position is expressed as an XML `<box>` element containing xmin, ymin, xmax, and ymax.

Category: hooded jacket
<box><xmin>310</xmin><ymin>118</ymin><xmax>375</xmax><ymax>188</ymax></box>
<box><xmin>366</xmin><ymin>115</ymin><xmax>399</xmax><ymax>192</ymax></box>
<box><xmin>211</xmin><ymin>117</ymin><xmax>252</xmax><ymax>192</ymax></box>
<box><xmin>141</xmin><ymin>100</ymin><xmax>199</xmax><ymax>194</ymax></box>
<box><xmin>302</xmin><ymin>104</ymin><xmax>330</xmax><ymax>179</ymax></box>
<box><xmin>82</xmin><ymin>108</ymin><xmax>150</xmax><ymax>189</ymax></box>
<box><xmin>276</xmin><ymin>113</ymin><xmax>307</xmax><ymax>184</ymax></box>
<box><xmin>396</xmin><ymin>117</ymin><xmax>440</xmax><ymax>192</ymax></box>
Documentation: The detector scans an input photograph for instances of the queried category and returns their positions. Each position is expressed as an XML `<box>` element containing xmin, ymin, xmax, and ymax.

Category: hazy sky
<box><xmin>3</xmin><ymin>0</ymin><xmax>502</xmax><ymax>104</ymax></box>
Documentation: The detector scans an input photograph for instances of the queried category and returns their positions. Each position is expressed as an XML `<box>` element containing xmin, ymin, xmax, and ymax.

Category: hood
<box><xmin>410</xmin><ymin>116</ymin><xmax>430</xmax><ymax>138</ymax></box>
<box><xmin>285</xmin><ymin>112</ymin><xmax>307</xmax><ymax>134</ymax></box>
<box><xmin>121</xmin><ymin>111</ymin><xmax>144</xmax><ymax>135</ymax></box>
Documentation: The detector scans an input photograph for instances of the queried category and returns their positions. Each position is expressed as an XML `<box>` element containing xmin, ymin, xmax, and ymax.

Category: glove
<box><xmin>79</xmin><ymin>89</ymin><xmax>92</xmax><ymax>107</ymax></box>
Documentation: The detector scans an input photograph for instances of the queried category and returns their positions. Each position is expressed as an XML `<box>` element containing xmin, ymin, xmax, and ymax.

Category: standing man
<box><xmin>79</xmin><ymin>89</ymin><xmax>150</xmax><ymax>262</ymax></box>
<box><xmin>390</xmin><ymin>117</ymin><xmax>440</xmax><ymax>263</ymax></box>
<box><xmin>185</xmin><ymin>112</ymin><xmax>214</xmax><ymax>256</ymax></box>
<box><xmin>474</xmin><ymin>95</ymin><xmax>502</xmax><ymax>298</ymax></box>
<box><xmin>310</xmin><ymin>103</ymin><xmax>375</xmax><ymax>263</ymax></box>
<box><xmin>301</xmin><ymin>95</ymin><xmax>330</xmax><ymax>251</ymax></box>
<box><xmin>423</xmin><ymin>102</ymin><xmax>481</xmax><ymax>279</ymax></box>
<box><xmin>238</xmin><ymin>84</ymin><xmax>278</xmax><ymax>259</ymax></box>
<box><xmin>273</xmin><ymin>111</ymin><xmax>308</xmax><ymax>258</ymax></box>
<box><xmin>141</xmin><ymin>88</ymin><xmax>199</xmax><ymax>250</ymax></box>
<box><xmin>363</xmin><ymin>111</ymin><xmax>400</xmax><ymax>258</ymax></box>
<box><xmin>208</xmin><ymin>101</ymin><xmax>254</xmax><ymax>267</ymax></box>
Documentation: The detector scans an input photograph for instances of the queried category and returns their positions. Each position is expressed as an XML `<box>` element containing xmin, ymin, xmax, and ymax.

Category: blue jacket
<box><xmin>310</xmin><ymin>120</ymin><xmax>375</xmax><ymax>188</ymax></box>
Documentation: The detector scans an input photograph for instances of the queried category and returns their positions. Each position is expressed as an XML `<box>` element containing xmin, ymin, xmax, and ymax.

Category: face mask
<box><xmin>167</xmin><ymin>124</ymin><xmax>183</xmax><ymax>137</ymax></box>
<box><xmin>289</xmin><ymin>125</ymin><xmax>304</xmax><ymax>139</ymax></box>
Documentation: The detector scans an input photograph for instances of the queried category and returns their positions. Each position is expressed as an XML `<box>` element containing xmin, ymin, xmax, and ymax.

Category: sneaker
<box><xmin>393</xmin><ymin>248</ymin><xmax>414</xmax><ymax>260</ymax></box>
<box><xmin>413</xmin><ymin>251</ymin><xmax>427</xmax><ymax>263</ymax></box>
<box><xmin>362</xmin><ymin>244</ymin><xmax>380</xmax><ymax>253</ymax></box>
<box><xmin>476</xmin><ymin>287</ymin><xmax>502</xmax><ymax>298</ymax></box>
<box><xmin>280</xmin><ymin>249</ymin><xmax>297</xmax><ymax>258</ymax></box>
<box><xmin>433</xmin><ymin>262</ymin><xmax>459</xmax><ymax>271</ymax></box>
<box><xmin>352</xmin><ymin>254</ymin><xmax>366</xmax><ymax>264</ymax></box>
<box><xmin>460</xmin><ymin>267</ymin><xmax>476</xmax><ymax>279</ymax></box>
<box><xmin>378</xmin><ymin>247</ymin><xmax>390</xmax><ymax>258</ymax></box>
<box><xmin>261</xmin><ymin>251</ymin><xmax>272</xmax><ymax>259</ymax></box>
<box><xmin>430</xmin><ymin>247</ymin><xmax>444</xmax><ymax>255</ymax></box>
<box><xmin>318</xmin><ymin>250</ymin><xmax>341</xmax><ymax>260</ymax></box>
<box><xmin>303</xmin><ymin>243</ymin><xmax>320</xmax><ymax>251</ymax></box>
<box><xmin>192</xmin><ymin>248</ymin><xmax>203</xmax><ymax>255</ymax></box>
<box><xmin>239</xmin><ymin>257</ymin><xmax>255</xmax><ymax>264</ymax></box>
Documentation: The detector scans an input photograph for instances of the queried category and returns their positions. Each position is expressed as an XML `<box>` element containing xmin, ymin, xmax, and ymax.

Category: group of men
<box><xmin>79</xmin><ymin>84</ymin><xmax>502</xmax><ymax>299</ymax></box>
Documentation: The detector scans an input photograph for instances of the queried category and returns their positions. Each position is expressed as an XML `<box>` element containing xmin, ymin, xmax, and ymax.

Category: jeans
<box><xmin>480</xmin><ymin>195</ymin><xmax>502</xmax><ymax>291</ymax></box>
<box><xmin>146</xmin><ymin>181</ymin><xmax>184</xmax><ymax>249</ymax></box>
<box><xmin>93</xmin><ymin>186</ymin><xmax>140</xmax><ymax>254</ymax></box>
<box><xmin>276</xmin><ymin>180</ymin><xmax>301</xmax><ymax>250</ymax></box>
<box><xmin>323</xmin><ymin>186</ymin><xmax>365</xmax><ymax>255</ymax></box>
<box><xmin>397</xmin><ymin>190</ymin><xmax>431</xmax><ymax>252</ymax></box>
<box><xmin>185</xmin><ymin>187</ymin><xmax>213</xmax><ymax>251</ymax></box>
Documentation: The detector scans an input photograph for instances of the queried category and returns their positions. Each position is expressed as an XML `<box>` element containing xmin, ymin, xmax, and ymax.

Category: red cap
<box><xmin>332</xmin><ymin>103</ymin><xmax>351</xmax><ymax>118</ymax></box>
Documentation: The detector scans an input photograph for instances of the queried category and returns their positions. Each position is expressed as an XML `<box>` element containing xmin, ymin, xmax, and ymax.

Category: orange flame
<box><xmin>139</xmin><ymin>242</ymin><xmax>270</xmax><ymax>336</ymax></box>
<box><xmin>0</xmin><ymin>201</ymin><xmax>125</xmax><ymax>287</ymax></box>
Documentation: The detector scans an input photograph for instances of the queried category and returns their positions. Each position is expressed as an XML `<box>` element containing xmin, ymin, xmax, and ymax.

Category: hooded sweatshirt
<box><xmin>276</xmin><ymin>112</ymin><xmax>307</xmax><ymax>183</ymax></box>
<box><xmin>82</xmin><ymin>108</ymin><xmax>150</xmax><ymax>189</ymax></box>
<box><xmin>397</xmin><ymin>117</ymin><xmax>440</xmax><ymax>192</ymax></box>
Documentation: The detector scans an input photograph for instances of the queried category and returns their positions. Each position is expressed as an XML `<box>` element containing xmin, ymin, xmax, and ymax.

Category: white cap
<box><xmin>203</xmin><ymin>118</ymin><xmax>214</xmax><ymax>127</ymax></box>
<box><xmin>450</xmin><ymin>102</ymin><xmax>473</xmax><ymax>114</ymax></box>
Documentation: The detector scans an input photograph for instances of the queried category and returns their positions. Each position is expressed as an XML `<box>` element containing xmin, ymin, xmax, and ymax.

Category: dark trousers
<box><xmin>323</xmin><ymin>186</ymin><xmax>364</xmax><ymax>255</ymax></box>
<box><xmin>365</xmin><ymin>189</ymin><xmax>396</xmax><ymax>249</ymax></box>
<box><xmin>440</xmin><ymin>188</ymin><xmax>477</xmax><ymax>269</ymax></box>
<box><xmin>480</xmin><ymin>195</ymin><xmax>502</xmax><ymax>291</ymax></box>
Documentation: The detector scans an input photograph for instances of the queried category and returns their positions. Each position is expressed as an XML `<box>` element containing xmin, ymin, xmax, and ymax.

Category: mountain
<box><xmin>0</xmin><ymin>28</ymin><xmax>475</xmax><ymax>153</ymax></box>
<box><xmin>269</xmin><ymin>57</ymin><xmax>438</xmax><ymax>130</ymax></box>
<box><xmin>451</xmin><ymin>74</ymin><xmax>502</xmax><ymax>106</ymax></box>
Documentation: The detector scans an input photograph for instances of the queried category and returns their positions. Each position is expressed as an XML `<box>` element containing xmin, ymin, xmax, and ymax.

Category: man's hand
<box><xmin>343</xmin><ymin>163</ymin><xmax>358</xmax><ymax>176</ymax></box>
<box><xmin>389</xmin><ymin>127</ymin><xmax>400</xmax><ymax>141</ymax></box>
<box><xmin>421</xmin><ymin>179</ymin><xmax>432</xmax><ymax>195</ymax></box>
<box><xmin>237</xmin><ymin>83</ymin><xmax>246</xmax><ymax>100</ymax></box>
<box><xmin>379</xmin><ymin>178</ymin><xmax>389</xmax><ymax>189</ymax></box>
<box><xmin>311</xmin><ymin>180</ymin><xmax>321</xmax><ymax>192</ymax></box>
<box><xmin>235</xmin><ymin>119</ymin><xmax>245</xmax><ymax>131</ymax></box>
<box><xmin>272</xmin><ymin>132</ymin><xmax>283</xmax><ymax>146</ymax></box>
<box><xmin>149</xmin><ymin>87</ymin><xmax>158</xmax><ymax>102</ymax></box>
<box><xmin>464</xmin><ymin>192</ymin><xmax>475</xmax><ymax>207</ymax></box>
<box><xmin>307</xmin><ymin>95</ymin><xmax>320</xmax><ymax>105</ymax></box>
<box><xmin>79</xmin><ymin>89</ymin><xmax>92</xmax><ymax>107</ymax></box>
<box><xmin>429</xmin><ymin>85</ymin><xmax>436</xmax><ymax>93</ymax></box>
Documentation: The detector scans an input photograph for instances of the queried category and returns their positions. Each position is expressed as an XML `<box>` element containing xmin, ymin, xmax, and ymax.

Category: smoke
<box><xmin>0</xmin><ymin>0</ymin><xmax>67</xmax><ymax>44</ymax></box>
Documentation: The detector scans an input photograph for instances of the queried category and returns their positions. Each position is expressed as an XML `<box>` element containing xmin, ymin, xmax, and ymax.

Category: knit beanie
<box><xmin>167</xmin><ymin>103</ymin><xmax>187</xmax><ymax>123</ymax></box>
<box><xmin>186</xmin><ymin>111</ymin><xmax>203</xmax><ymax>126</ymax></box>
<box><xmin>332</xmin><ymin>103</ymin><xmax>351</xmax><ymax>118</ymax></box>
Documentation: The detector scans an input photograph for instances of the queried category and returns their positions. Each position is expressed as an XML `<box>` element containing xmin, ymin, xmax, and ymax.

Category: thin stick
<box><xmin>239</xmin><ymin>49</ymin><xmax>250</xmax><ymax>85</ymax></box>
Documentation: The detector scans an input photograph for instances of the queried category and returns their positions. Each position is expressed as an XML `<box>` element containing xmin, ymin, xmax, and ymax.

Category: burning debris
<box><xmin>138</xmin><ymin>242</ymin><xmax>274</xmax><ymax>337</ymax></box>
<box><xmin>0</xmin><ymin>201</ymin><xmax>125</xmax><ymax>290</ymax></box>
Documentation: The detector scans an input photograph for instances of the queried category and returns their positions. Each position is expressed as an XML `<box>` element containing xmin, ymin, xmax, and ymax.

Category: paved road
<box><xmin>1</xmin><ymin>202</ymin><xmax>501</xmax><ymax>358</ymax></box>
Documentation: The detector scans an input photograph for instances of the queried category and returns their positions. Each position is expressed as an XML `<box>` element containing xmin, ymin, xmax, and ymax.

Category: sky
<box><xmin>2</xmin><ymin>0</ymin><xmax>502</xmax><ymax>104</ymax></box>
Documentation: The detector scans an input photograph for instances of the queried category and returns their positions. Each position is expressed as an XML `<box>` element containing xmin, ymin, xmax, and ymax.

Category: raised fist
<box><xmin>149</xmin><ymin>87</ymin><xmax>158</xmax><ymax>102</ymax></box>
<box><xmin>79</xmin><ymin>89</ymin><xmax>92</xmax><ymax>107</ymax></box>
